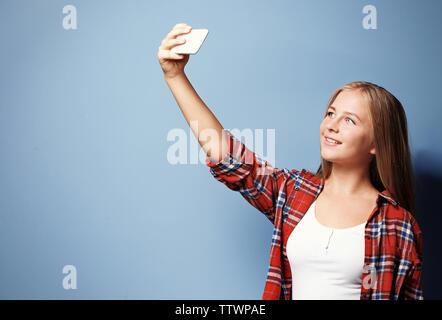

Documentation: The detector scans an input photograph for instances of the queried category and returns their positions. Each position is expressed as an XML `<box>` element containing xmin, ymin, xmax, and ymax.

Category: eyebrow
<box><xmin>328</xmin><ymin>105</ymin><xmax>362</xmax><ymax>122</ymax></box>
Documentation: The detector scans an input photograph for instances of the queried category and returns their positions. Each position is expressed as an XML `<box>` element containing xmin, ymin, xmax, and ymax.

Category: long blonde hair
<box><xmin>315</xmin><ymin>81</ymin><xmax>416</xmax><ymax>214</ymax></box>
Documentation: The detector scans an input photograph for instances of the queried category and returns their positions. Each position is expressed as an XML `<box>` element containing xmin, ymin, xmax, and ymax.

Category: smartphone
<box><xmin>171</xmin><ymin>29</ymin><xmax>209</xmax><ymax>55</ymax></box>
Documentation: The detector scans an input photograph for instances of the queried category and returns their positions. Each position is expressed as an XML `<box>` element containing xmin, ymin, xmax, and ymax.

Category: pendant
<box><xmin>324</xmin><ymin>229</ymin><xmax>334</xmax><ymax>255</ymax></box>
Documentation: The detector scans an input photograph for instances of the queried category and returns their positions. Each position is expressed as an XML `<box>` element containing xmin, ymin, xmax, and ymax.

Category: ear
<box><xmin>369</xmin><ymin>136</ymin><xmax>376</xmax><ymax>155</ymax></box>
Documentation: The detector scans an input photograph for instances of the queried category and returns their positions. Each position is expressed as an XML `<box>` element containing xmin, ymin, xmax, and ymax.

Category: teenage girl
<box><xmin>157</xmin><ymin>23</ymin><xmax>423</xmax><ymax>300</ymax></box>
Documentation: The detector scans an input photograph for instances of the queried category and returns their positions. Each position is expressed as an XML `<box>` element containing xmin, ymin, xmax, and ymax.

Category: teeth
<box><xmin>326</xmin><ymin>137</ymin><xmax>340</xmax><ymax>144</ymax></box>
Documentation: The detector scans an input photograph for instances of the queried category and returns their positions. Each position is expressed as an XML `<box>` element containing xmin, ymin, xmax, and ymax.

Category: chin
<box><xmin>320</xmin><ymin>149</ymin><xmax>334</xmax><ymax>159</ymax></box>
<box><xmin>320</xmin><ymin>151</ymin><xmax>340</xmax><ymax>163</ymax></box>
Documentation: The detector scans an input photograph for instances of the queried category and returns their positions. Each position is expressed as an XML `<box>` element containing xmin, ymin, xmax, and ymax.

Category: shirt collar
<box><xmin>377</xmin><ymin>189</ymin><xmax>398</xmax><ymax>206</ymax></box>
<box><xmin>315</xmin><ymin>173</ymin><xmax>398</xmax><ymax>206</ymax></box>
<box><xmin>316</xmin><ymin>175</ymin><xmax>398</xmax><ymax>207</ymax></box>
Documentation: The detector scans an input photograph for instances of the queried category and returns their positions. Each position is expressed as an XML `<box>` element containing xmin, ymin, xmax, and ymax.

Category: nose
<box><xmin>326</xmin><ymin>116</ymin><xmax>339</xmax><ymax>132</ymax></box>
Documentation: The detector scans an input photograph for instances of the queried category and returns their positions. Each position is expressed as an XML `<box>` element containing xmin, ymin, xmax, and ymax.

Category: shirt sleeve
<box><xmin>205</xmin><ymin>129</ymin><xmax>289</xmax><ymax>225</ymax></box>
<box><xmin>401</xmin><ymin>220</ymin><xmax>424</xmax><ymax>300</ymax></box>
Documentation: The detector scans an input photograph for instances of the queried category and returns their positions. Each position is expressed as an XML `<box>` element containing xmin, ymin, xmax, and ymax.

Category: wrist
<box><xmin>164</xmin><ymin>72</ymin><xmax>187</xmax><ymax>82</ymax></box>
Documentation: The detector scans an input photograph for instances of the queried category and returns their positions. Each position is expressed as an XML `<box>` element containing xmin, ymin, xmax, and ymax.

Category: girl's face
<box><xmin>319</xmin><ymin>89</ymin><xmax>376</xmax><ymax>166</ymax></box>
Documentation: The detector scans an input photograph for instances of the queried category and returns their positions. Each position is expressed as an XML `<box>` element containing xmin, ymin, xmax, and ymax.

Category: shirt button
<box><xmin>295</xmin><ymin>186</ymin><xmax>300</xmax><ymax>190</ymax></box>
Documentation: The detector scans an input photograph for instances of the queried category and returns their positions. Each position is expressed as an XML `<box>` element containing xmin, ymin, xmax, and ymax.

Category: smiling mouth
<box><xmin>324</xmin><ymin>136</ymin><xmax>342</xmax><ymax>145</ymax></box>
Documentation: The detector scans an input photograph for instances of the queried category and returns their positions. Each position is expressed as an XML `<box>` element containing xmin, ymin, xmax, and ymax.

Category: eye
<box><xmin>327</xmin><ymin>111</ymin><xmax>356</xmax><ymax>125</ymax></box>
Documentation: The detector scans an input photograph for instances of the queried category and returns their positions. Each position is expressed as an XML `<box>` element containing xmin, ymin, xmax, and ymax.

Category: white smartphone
<box><xmin>171</xmin><ymin>29</ymin><xmax>209</xmax><ymax>55</ymax></box>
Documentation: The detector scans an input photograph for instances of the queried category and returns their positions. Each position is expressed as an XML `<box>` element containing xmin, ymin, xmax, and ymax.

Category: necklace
<box><xmin>324</xmin><ymin>228</ymin><xmax>334</xmax><ymax>254</ymax></box>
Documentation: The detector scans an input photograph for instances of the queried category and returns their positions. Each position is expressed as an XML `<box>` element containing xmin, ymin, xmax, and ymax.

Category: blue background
<box><xmin>1</xmin><ymin>0</ymin><xmax>441</xmax><ymax>299</ymax></box>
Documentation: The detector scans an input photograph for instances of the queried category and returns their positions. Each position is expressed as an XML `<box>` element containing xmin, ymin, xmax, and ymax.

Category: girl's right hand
<box><xmin>158</xmin><ymin>23</ymin><xmax>192</xmax><ymax>79</ymax></box>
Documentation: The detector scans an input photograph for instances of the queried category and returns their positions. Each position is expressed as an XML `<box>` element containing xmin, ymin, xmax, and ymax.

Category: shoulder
<box><xmin>268</xmin><ymin>167</ymin><xmax>322</xmax><ymax>191</ymax></box>
<box><xmin>278</xmin><ymin>168</ymin><xmax>323</xmax><ymax>192</ymax></box>
<box><xmin>382</xmin><ymin>203</ymin><xmax>422</xmax><ymax>236</ymax></box>
<box><xmin>382</xmin><ymin>203</ymin><xmax>423</xmax><ymax>260</ymax></box>
<box><xmin>297</xmin><ymin>168</ymin><xmax>323</xmax><ymax>186</ymax></box>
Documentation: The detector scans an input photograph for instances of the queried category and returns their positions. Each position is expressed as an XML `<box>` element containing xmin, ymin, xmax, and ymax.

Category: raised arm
<box><xmin>157</xmin><ymin>23</ymin><xmax>227</xmax><ymax>163</ymax></box>
<box><xmin>158</xmin><ymin>23</ymin><xmax>292</xmax><ymax>224</ymax></box>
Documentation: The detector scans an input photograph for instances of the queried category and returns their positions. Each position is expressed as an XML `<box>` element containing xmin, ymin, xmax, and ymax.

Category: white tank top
<box><xmin>286</xmin><ymin>199</ymin><xmax>366</xmax><ymax>300</ymax></box>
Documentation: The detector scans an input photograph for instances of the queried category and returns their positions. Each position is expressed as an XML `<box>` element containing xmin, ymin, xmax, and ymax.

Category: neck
<box><xmin>324</xmin><ymin>161</ymin><xmax>377</xmax><ymax>198</ymax></box>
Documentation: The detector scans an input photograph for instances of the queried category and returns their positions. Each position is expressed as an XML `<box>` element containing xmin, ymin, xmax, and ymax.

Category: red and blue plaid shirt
<box><xmin>205</xmin><ymin>129</ymin><xmax>423</xmax><ymax>300</ymax></box>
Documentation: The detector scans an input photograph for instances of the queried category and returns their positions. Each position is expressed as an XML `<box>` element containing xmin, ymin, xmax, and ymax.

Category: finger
<box><xmin>166</xmin><ymin>25</ymin><xmax>192</xmax><ymax>41</ymax></box>
<box><xmin>174</xmin><ymin>23</ymin><xmax>189</xmax><ymax>28</ymax></box>
<box><xmin>158</xmin><ymin>48</ymin><xmax>184</xmax><ymax>60</ymax></box>
<box><xmin>166</xmin><ymin>26</ymin><xmax>192</xmax><ymax>41</ymax></box>
<box><xmin>162</xmin><ymin>38</ymin><xmax>187</xmax><ymax>50</ymax></box>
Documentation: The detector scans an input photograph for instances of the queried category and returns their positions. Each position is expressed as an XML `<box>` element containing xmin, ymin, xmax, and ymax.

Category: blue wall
<box><xmin>1</xmin><ymin>0</ymin><xmax>441</xmax><ymax>299</ymax></box>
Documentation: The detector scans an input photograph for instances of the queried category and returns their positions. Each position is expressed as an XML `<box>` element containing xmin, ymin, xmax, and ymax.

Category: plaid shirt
<box><xmin>205</xmin><ymin>129</ymin><xmax>423</xmax><ymax>300</ymax></box>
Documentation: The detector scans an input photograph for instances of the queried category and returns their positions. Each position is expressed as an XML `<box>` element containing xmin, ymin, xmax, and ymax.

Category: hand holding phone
<box><xmin>171</xmin><ymin>29</ymin><xmax>209</xmax><ymax>55</ymax></box>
